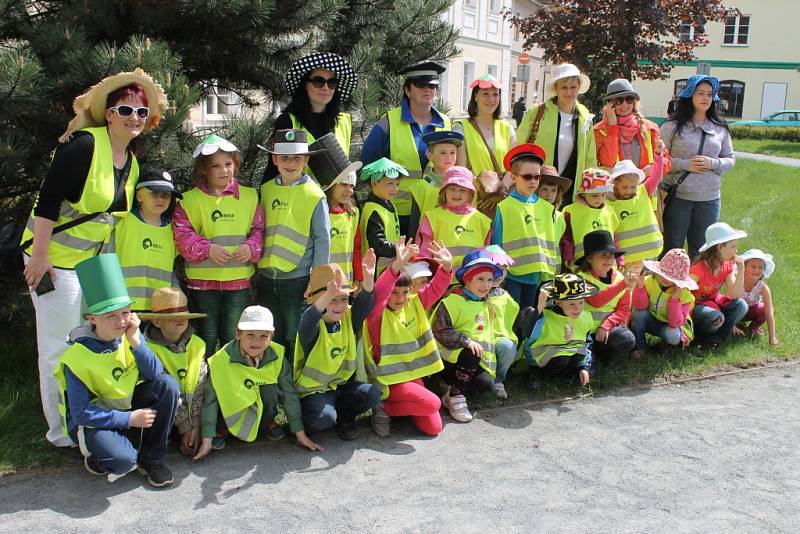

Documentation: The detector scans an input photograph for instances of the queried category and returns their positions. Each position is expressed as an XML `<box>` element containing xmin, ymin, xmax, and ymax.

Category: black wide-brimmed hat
<box><xmin>580</xmin><ymin>230</ymin><xmax>625</xmax><ymax>261</ymax></box>
<box><xmin>541</xmin><ymin>273</ymin><xmax>599</xmax><ymax>301</ymax></box>
<box><xmin>308</xmin><ymin>133</ymin><xmax>362</xmax><ymax>191</ymax></box>
<box><xmin>284</xmin><ymin>52</ymin><xmax>358</xmax><ymax>102</ymax></box>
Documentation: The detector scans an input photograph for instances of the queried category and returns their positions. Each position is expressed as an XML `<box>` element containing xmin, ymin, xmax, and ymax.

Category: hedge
<box><xmin>729</xmin><ymin>125</ymin><xmax>800</xmax><ymax>142</ymax></box>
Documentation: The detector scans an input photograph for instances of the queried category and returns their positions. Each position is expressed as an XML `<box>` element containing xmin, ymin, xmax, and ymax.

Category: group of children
<box><xmin>54</xmin><ymin>128</ymin><xmax>778</xmax><ymax>488</ymax></box>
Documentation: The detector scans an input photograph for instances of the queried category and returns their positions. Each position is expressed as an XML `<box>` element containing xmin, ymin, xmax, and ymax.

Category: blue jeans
<box><xmin>662</xmin><ymin>196</ymin><xmax>721</xmax><ymax>260</ymax></box>
<box><xmin>256</xmin><ymin>275</ymin><xmax>309</xmax><ymax>362</ymax></box>
<box><xmin>504</xmin><ymin>278</ymin><xmax>539</xmax><ymax>309</ymax></box>
<box><xmin>693</xmin><ymin>299</ymin><xmax>748</xmax><ymax>343</ymax></box>
<box><xmin>631</xmin><ymin>310</ymin><xmax>683</xmax><ymax>350</ymax></box>
<box><xmin>70</xmin><ymin>374</ymin><xmax>179</xmax><ymax>474</ymax></box>
<box><xmin>190</xmin><ymin>288</ymin><xmax>252</xmax><ymax>357</ymax></box>
<box><xmin>300</xmin><ymin>381</ymin><xmax>381</xmax><ymax>433</ymax></box>
<box><xmin>494</xmin><ymin>337</ymin><xmax>517</xmax><ymax>383</ymax></box>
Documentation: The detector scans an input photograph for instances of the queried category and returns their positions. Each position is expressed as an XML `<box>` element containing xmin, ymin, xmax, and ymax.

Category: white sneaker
<box><xmin>493</xmin><ymin>382</ymin><xmax>508</xmax><ymax>400</ymax></box>
<box><xmin>442</xmin><ymin>390</ymin><xmax>473</xmax><ymax>423</ymax></box>
<box><xmin>371</xmin><ymin>403</ymin><xmax>391</xmax><ymax>437</ymax></box>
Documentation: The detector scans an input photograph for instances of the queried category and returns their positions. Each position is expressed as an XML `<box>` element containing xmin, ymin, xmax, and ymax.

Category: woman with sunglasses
<box><xmin>263</xmin><ymin>52</ymin><xmax>358</xmax><ymax>181</ymax></box>
<box><xmin>19</xmin><ymin>69</ymin><xmax>167</xmax><ymax>452</ymax></box>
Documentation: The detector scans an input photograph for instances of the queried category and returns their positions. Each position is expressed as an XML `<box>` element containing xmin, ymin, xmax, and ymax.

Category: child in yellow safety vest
<box><xmin>606</xmin><ymin>159</ymin><xmax>664</xmax><ymax>269</ymax></box>
<box><xmin>322</xmin><ymin>160</ymin><xmax>363</xmax><ymax>285</ymax></box>
<box><xmin>432</xmin><ymin>250</ymin><xmax>502</xmax><ymax>423</ymax></box>
<box><xmin>140</xmin><ymin>287</ymin><xmax>208</xmax><ymax>459</ymax></box>
<box><xmin>407</xmin><ymin>130</ymin><xmax>463</xmax><ymax>238</ymax></box>
<box><xmin>492</xmin><ymin>143</ymin><xmax>559</xmax><ymax>308</ymax></box>
<box><xmin>521</xmin><ymin>273</ymin><xmax>599</xmax><ymax>387</ymax></box>
<box><xmin>364</xmin><ymin>239</ymin><xmax>454</xmax><ymax>437</ymax></box>
<box><xmin>256</xmin><ymin>129</ymin><xmax>332</xmax><ymax>361</ymax></box>
<box><xmin>294</xmin><ymin>253</ymin><xmax>381</xmax><ymax>440</ymax></box>
<box><xmin>174</xmin><ymin>135</ymin><xmax>264</xmax><ymax>357</ymax></box>
<box><xmin>416</xmin><ymin>166</ymin><xmax>491</xmax><ymax>273</ymax></box>
<box><xmin>106</xmin><ymin>168</ymin><xmax>179</xmax><ymax>312</ymax></box>
<box><xmin>482</xmin><ymin>245</ymin><xmax>520</xmax><ymax>400</ymax></box>
<box><xmin>359</xmin><ymin>158</ymin><xmax>408</xmax><ymax>274</ymax></box>
<box><xmin>576</xmin><ymin>231</ymin><xmax>638</xmax><ymax>363</ymax></box>
<box><xmin>53</xmin><ymin>254</ymin><xmax>179</xmax><ymax>487</ymax></box>
<box><xmin>561</xmin><ymin>168</ymin><xmax>620</xmax><ymax>270</ymax></box>
<box><xmin>535</xmin><ymin>165</ymin><xmax>570</xmax><ymax>279</ymax></box>
<box><xmin>194</xmin><ymin>306</ymin><xmax>322</xmax><ymax>460</ymax></box>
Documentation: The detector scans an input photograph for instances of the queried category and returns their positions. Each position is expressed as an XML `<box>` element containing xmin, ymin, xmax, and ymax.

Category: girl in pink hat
<box><xmin>631</xmin><ymin>248</ymin><xmax>698</xmax><ymax>350</ymax></box>
<box><xmin>415</xmin><ymin>166</ymin><xmax>491</xmax><ymax>274</ymax></box>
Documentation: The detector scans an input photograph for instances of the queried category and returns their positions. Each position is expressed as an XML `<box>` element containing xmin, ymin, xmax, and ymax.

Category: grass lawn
<box><xmin>733</xmin><ymin>138</ymin><xmax>800</xmax><ymax>159</ymax></box>
<box><xmin>1</xmin><ymin>158</ymin><xmax>798</xmax><ymax>476</ymax></box>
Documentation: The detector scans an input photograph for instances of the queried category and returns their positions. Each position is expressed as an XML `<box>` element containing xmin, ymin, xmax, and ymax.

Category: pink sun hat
<box><xmin>643</xmin><ymin>248</ymin><xmax>698</xmax><ymax>291</ymax></box>
<box><xmin>469</xmin><ymin>73</ymin><xmax>503</xmax><ymax>90</ymax></box>
<box><xmin>441</xmin><ymin>166</ymin><xmax>476</xmax><ymax>192</ymax></box>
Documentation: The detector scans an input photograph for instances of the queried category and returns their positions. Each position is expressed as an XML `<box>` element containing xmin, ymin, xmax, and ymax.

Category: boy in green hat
<box><xmin>54</xmin><ymin>254</ymin><xmax>179</xmax><ymax>487</ymax></box>
<box><xmin>359</xmin><ymin>157</ymin><xmax>408</xmax><ymax>273</ymax></box>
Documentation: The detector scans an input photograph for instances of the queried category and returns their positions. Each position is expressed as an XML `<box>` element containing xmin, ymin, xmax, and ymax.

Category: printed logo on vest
<box><xmin>177</xmin><ymin>368</ymin><xmax>187</xmax><ymax>380</ymax></box>
<box><xmin>111</xmin><ymin>367</ymin><xmax>125</xmax><ymax>381</ymax></box>
<box><xmin>454</xmin><ymin>225</ymin><xmax>473</xmax><ymax>236</ymax></box>
<box><xmin>591</xmin><ymin>220</ymin><xmax>601</xmax><ymax>229</ymax></box>
<box><xmin>211</xmin><ymin>210</ymin><xmax>235</xmax><ymax>223</ymax></box>
<box><xmin>330</xmin><ymin>227</ymin><xmax>341</xmax><ymax>239</ymax></box>
<box><xmin>243</xmin><ymin>378</ymin><xmax>255</xmax><ymax>390</ymax></box>
<box><xmin>401</xmin><ymin>317</ymin><xmax>417</xmax><ymax>329</ymax></box>
<box><xmin>330</xmin><ymin>347</ymin><xmax>343</xmax><ymax>359</ymax></box>
<box><xmin>524</xmin><ymin>214</ymin><xmax>533</xmax><ymax>225</ymax></box>
<box><xmin>141</xmin><ymin>237</ymin><xmax>163</xmax><ymax>251</ymax></box>
<box><xmin>271</xmin><ymin>199</ymin><xmax>289</xmax><ymax>211</ymax></box>
<box><xmin>619</xmin><ymin>210</ymin><xmax>635</xmax><ymax>220</ymax></box>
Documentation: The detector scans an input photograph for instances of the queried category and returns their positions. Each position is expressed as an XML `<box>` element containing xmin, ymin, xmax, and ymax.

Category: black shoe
<box><xmin>335</xmin><ymin>420</ymin><xmax>359</xmax><ymax>441</ymax></box>
<box><xmin>84</xmin><ymin>455</ymin><xmax>107</xmax><ymax>476</ymax></box>
<box><xmin>137</xmin><ymin>463</ymin><xmax>174</xmax><ymax>488</ymax></box>
<box><xmin>52</xmin><ymin>444</ymin><xmax>83</xmax><ymax>460</ymax></box>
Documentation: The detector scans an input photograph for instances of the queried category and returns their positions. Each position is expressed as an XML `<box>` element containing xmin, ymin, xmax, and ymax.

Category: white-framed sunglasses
<box><xmin>109</xmin><ymin>105</ymin><xmax>149</xmax><ymax>119</ymax></box>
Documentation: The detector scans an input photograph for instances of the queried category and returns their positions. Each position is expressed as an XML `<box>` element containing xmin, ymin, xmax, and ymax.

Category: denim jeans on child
<box><xmin>300</xmin><ymin>381</ymin><xmax>381</xmax><ymax>434</ymax></box>
<box><xmin>630</xmin><ymin>309</ymin><xmax>683</xmax><ymax>350</ymax></box>
<box><xmin>494</xmin><ymin>337</ymin><xmax>517</xmax><ymax>383</ymax></box>
<box><xmin>693</xmin><ymin>299</ymin><xmax>748</xmax><ymax>343</ymax></box>
<box><xmin>190</xmin><ymin>288</ymin><xmax>251</xmax><ymax>357</ymax></box>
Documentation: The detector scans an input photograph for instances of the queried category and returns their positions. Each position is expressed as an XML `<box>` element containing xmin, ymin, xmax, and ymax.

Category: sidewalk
<box><xmin>735</xmin><ymin>151</ymin><xmax>800</xmax><ymax>167</ymax></box>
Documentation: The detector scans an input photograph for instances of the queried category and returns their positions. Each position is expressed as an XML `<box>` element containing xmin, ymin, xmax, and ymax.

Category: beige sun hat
<box><xmin>59</xmin><ymin>68</ymin><xmax>168</xmax><ymax>143</ymax></box>
<box><xmin>547</xmin><ymin>63</ymin><xmax>591</xmax><ymax>96</ymax></box>
<box><xmin>137</xmin><ymin>287</ymin><xmax>207</xmax><ymax>320</ymax></box>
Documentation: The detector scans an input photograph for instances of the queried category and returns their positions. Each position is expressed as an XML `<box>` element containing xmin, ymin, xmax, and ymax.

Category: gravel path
<box><xmin>735</xmin><ymin>151</ymin><xmax>800</xmax><ymax>167</ymax></box>
<box><xmin>1</xmin><ymin>363</ymin><xmax>798</xmax><ymax>533</ymax></box>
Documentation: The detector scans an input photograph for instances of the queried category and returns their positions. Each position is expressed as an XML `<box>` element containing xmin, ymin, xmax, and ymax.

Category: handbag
<box><xmin>466</xmin><ymin>118</ymin><xmax>507</xmax><ymax>219</ymax></box>
<box><xmin>662</xmin><ymin>129</ymin><xmax>707</xmax><ymax>214</ymax></box>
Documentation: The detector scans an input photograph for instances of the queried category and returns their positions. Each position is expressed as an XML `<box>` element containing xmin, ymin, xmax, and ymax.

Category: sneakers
<box><xmin>211</xmin><ymin>437</ymin><xmax>226</xmax><ymax>450</ymax></box>
<box><xmin>265</xmin><ymin>423</ymin><xmax>288</xmax><ymax>441</ymax></box>
<box><xmin>335</xmin><ymin>420</ymin><xmax>360</xmax><ymax>441</ymax></box>
<box><xmin>442</xmin><ymin>388</ymin><xmax>473</xmax><ymax>423</ymax></box>
<box><xmin>371</xmin><ymin>403</ymin><xmax>391</xmax><ymax>437</ymax></box>
<box><xmin>137</xmin><ymin>463</ymin><xmax>174</xmax><ymax>488</ymax></box>
<box><xmin>493</xmin><ymin>382</ymin><xmax>508</xmax><ymax>400</ymax></box>
<box><xmin>84</xmin><ymin>455</ymin><xmax>107</xmax><ymax>476</ymax></box>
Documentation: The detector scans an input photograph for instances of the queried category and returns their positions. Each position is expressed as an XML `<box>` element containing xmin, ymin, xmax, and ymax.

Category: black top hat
<box><xmin>581</xmin><ymin>230</ymin><xmax>625</xmax><ymax>260</ymax></box>
<box><xmin>308</xmin><ymin>133</ymin><xmax>362</xmax><ymax>190</ymax></box>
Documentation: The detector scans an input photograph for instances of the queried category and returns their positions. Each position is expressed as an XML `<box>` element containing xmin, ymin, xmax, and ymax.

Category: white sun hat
<box><xmin>547</xmin><ymin>63</ymin><xmax>591</xmax><ymax>96</ymax></box>
<box><xmin>609</xmin><ymin>159</ymin><xmax>646</xmax><ymax>184</ymax></box>
<box><xmin>739</xmin><ymin>249</ymin><xmax>775</xmax><ymax>278</ymax></box>
<box><xmin>698</xmin><ymin>222</ymin><xmax>748</xmax><ymax>253</ymax></box>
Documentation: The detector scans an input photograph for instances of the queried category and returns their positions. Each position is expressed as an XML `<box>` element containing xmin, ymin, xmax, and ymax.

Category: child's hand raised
<box><xmin>362</xmin><ymin>248</ymin><xmax>377</xmax><ymax>279</ymax></box>
<box><xmin>392</xmin><ymin>236</ymin><xmax>418</xmax><ymax>272</ymax></box>
<box><xmin>537</xmin><ymin>287</ymin><xmax>550</xmax><ymax>312</ymax></box>
<box><xmin>428</xmin><ymin>240</ymin><xmax>453</xmax><ymax>272</ymax></box>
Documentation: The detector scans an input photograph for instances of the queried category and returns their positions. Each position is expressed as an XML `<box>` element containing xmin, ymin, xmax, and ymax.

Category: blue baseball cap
<box><xmin>422</xmin><ymin>130</ymin><xmax>464</xmax><ymax>147</ymax></box>
<box><xmin>678</xmin><ymin>74</ymin><xmax>720</xmax><ymax>102</ymax></box>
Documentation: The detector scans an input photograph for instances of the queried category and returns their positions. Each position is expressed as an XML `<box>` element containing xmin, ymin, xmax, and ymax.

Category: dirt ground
<box><xmin>1</xmin><ymin>363</ymin><xmax>798</xmax><ymax>533</ymax></box>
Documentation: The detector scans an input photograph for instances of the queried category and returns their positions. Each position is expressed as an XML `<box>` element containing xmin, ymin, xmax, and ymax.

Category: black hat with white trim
<box><xmin>284</xmin><ymin>52</ymin><xmax>358</xmax><ymax>102</ymax></box>
<box><xmin>257</xmin><ymin>129</ymin><xmax>325</xmax><ymax>156</ymax></box>
<box><xmin>399</xmin><ymin>61</ymin><xmax>447</xmax><ymax>85</ymax></box>
<box><xmin>136</xmin><ymin>168</ymin><xmax>182</xmax><ymax>199</ymax></box>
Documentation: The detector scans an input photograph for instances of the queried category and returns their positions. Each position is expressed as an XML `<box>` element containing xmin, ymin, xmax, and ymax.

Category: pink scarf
<box><xmin>615</xmin><ymin>112</ymin><xmax>641</xmax><ymax>145</ymax></box>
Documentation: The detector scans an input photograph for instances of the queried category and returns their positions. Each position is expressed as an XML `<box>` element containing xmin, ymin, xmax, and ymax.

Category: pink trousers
<box><xmin>383</xmin><ymin>379</ymin><xmax>443</xmax><ymax>436</ymax></box>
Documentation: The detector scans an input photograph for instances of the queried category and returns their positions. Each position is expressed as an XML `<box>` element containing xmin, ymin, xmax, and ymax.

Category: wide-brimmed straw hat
<box><xmin>541</xmin><ymin>273</ymin><xmax>599</xmax><ymax>301</ymax></box>
<box><xmin>304</xmin><ymin>263</ymin><xmax>356</xmax><ymax>303</ymax></box>
<box><xmin>643</xmin><ymin>249</ymin><xmax>698</xmax><ymax>290</ymax></box>
<box><xmin>59</xmin><ymin>68</ymin><xmax>168</xmax><ymax>143</ymax></box>
<box><xmin>539</xmin><ymin>165</ymin><xmax>572</xmax><ymax>193</ymax></box>
<box><xmin>138</xmin><ymin>287</ymin><xmax>207</xmax><ymax>320</ymax></box>
<box><xmin>547</xmin><ymin>63</ymin><xmax>590</xmax><ymax>96</ymax></box>
<box><xmin>284</xmin><ymin>52</ymin><xmax>358</xmax><ymax>102</ymax></box>
<box><xmin>698</xmin><ymin>222</ymin><xmax>747</xmax><ymax>253</ymax></box>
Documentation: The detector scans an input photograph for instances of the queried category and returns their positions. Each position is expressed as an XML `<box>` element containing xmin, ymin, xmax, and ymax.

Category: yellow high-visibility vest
<box><xmin>458</xmin><ymin>118</ymin><xmax>512</xmax><ymax>176</ymax></box>
<box><xmin>643</xmin><ymin>276</ymin><xmax>695</xmax><ymax>342</ymax></box>
<box><xmin>328</xmin><ymin>208</ymin><xmax>359</xmax><ymax>283</ymax></box>
<box><xmin>149</xmin><ymin>334</ymin><xmax>206</xmax><ymax>408</ymax></box>
<box><xmin>607</xmin><ymin>185</ymin><xmax>663</xmax><ymax>263</ymax></box>
<box><xmin>293</xmin><ymin>308</ymin><xmax>357</xmax><ymax>397</ymax></box>
<box><xmin>563</xmin><ymin>203</ymin><xmax>620</xmax><ymax>261</ymax></box>
<box><xmin>496</xmin><ymin>197</ymin><xmax>559</xmax><ymax>277</ymax></box>
<box><xmin>434</xmin><ymin>293</ymin><xmax>497</xmax><ymax>377</ymax></box>
<box><xmin>528</xmin><ymin>309</ymin><xmax>593</xmax><ymax>367</ymax></box>
<box><xmin>489</xmin><ymin>288</ymin><xmax>519</xmax><ymax>344</ymax></box>
<box><xmin>580</xmin><ymin>269</ymin><xmax>627</xmax><ymax>330</ymax></box>
<box><xmin>425</xmin><ymin>207</ymin><xmax>491</xmax><ymax>274</ymax></box>
<box><xmin>289</xmin><ymin>112</ymin><xmax>353</xmax><ymax>178</ymax></box>
<box><xmin>359</xmin><ymin>200</ymin><xmax>399</xmax><ymax>273</ymax></box>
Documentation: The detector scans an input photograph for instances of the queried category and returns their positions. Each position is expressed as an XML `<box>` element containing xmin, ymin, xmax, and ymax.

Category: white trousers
<box><xmin>25</xmin><ymin>257</ymin><xmax>83</xmax><ymax>447</ymax></box>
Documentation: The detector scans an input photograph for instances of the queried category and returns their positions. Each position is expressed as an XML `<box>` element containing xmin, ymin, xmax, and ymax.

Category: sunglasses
<box><xmin>516</xmin><ymin>173</ymin><xmax>541</xmax><ymax>182</ymax></box>
<box><xmin>412</xmin><ymin>80</ymin><xmax>438</xmax><ymax>90</ymax></box>
<box><xmin>612</xmin><ymin>96</ymin><xmax>637</xmax><ymax>105</ymax></box>
<box><xmin>308</xmin><ymin>76</ymin><xmax>338</xmax><ymax>89</ymax></box>
<box><xmin>109</xmin><ymin>105</ymin><xmax>149</xmax><ymax>119</ymax></box>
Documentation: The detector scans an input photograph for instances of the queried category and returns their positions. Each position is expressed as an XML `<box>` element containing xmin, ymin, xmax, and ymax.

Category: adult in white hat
<box><xmin>516</xmin><ymin>63</ymin><xmax>597</xmax><ymax>203</ymax></box>
<box><xmin>19</xmin><ymin>68</ymin><xmax>167</xmax><ymax>450</ymax></box>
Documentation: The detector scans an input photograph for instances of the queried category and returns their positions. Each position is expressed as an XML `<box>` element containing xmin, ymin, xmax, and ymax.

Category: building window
<box><xmin>513</xmin><ymin>11</ymin><xmax>521</xmax><ymax>41</ymax></box>
<box><xmin>462</xmin><ymin>61</ymin><xmax>475</xmax><ymax>112</ymax></box>
<box><xmin>489</xmin><ymin>0</ymin><xmax>502</xmax><ymax>14</ymax></box>
<box><xmin>464</xmin><ymin>0</ymin><xmax>477</xmax><ymax>8</ymax></box>
<box><xmin>487</xmin><ymin>65</ymin><xmax>498</xmax><ymax>79</ymax></box>
<box><xmin>464</xmin><ymin>12</ymin><xmax>476</xmax><ymax>30</ymax></box>
<box><xmin>674</xmin><ymin>78</ymin><xmax>688</xmax><ymax>96</ymax></box>
<box><xmin>204</xmin><ymin>83</ymin><xmax>240</xmax><ymax>118</ymax></box>
<box><xmin>718</xmin><ymin>80</ymin><xmax>745</xmax><ymax>118</ymax></box>
<box><xmin>488</xmin><ymin>18</ymin><xmax>499</xmax><ymax>35</ymax></box>
<box><xmin>723</xmin><ymin>15</ymin><xmax>750</xmax><ymax>45</ymax></box>
<box><xmin>678</xmin><ymin>22</ymin><xmax>694</xmax><ymax>42</ymax></box>
<box><xmin>510</xmin><ymin>76</ymin><xmax>517</xmax><ymax>103</ymax></box>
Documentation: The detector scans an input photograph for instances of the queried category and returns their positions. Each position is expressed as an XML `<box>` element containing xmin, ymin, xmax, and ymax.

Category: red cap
<box><xmin>504</xmin><ymin>143</ymin><xmax>546</xmax><ymax>172</ymax></box>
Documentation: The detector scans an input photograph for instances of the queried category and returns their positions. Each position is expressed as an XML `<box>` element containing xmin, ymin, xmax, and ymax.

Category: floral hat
<box><xmin>359</xmin><ymin>157</ymin><xmax>408</xmax><ymax>182</ymax></box>
<box><xmin>192</xmin><ymin>134</ymin><xmax>238</xmax><ymax>159</ymax></box>
<box><xmin>643</xmin><ymin>249</ymin><xmax>698</xmax><ymax>290</ymax></box>
<box><xmin>469</xmin><ymin>73</ymin><xmax>502</xmax><ymax>90</ymax></box>
<box><xmin>578</xmin><ymin>168</ymin><xmax>613</xmax><ymax>194</ymax></box>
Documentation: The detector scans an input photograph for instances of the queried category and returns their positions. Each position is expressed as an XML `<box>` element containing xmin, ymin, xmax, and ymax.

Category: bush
<box><xmin>730</xmin><ymin>126</ymin><xmax>800</xmax><ymax>142</ymax></box>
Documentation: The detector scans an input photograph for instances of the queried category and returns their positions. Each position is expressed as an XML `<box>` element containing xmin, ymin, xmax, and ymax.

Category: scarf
<box><xmin>615</xmin><ymin>112</ymin><xmax>641</xmax><ymax>145</ymax></box>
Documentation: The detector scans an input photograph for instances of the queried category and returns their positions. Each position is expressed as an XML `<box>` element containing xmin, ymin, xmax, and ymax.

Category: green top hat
<box><xmin>75</xmin><ymin>254</ymin><xmax>133</xmax><ymax>315</ymax></box>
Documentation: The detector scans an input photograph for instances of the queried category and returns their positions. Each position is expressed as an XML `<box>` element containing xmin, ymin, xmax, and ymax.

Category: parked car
<box><xmin>732</xmin><ymin>110</ymin><xmax>800</xmax><ymax>127</ymax></box>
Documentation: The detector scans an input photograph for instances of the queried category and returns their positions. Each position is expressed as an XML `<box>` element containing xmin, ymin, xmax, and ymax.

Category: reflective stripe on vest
<box><xmin>207</xmin><ymin>342</ymin><xmax>284</xmax><ymax>442</ymax></box>
<box><xmin>581</xmin><ymin>270</ymin><xmax>626</xmax><ymax>330</ymax></box>
<box><xmin>360</xmin><ymin>201</ymin><xmax>399</xmax><ymax>273</ymax></box>
<box><xmin>21</xmin><ymin>127</ymin><xmax>139</xmax><ymax>269</ymax></box>
<box><xmin>181</xmin><ymin>185</ymin><xmax>258</xmax><ymax>281</ymax></box>
<box><xmin>107</xmin><ymin>215</ymin><xmax>176</xmax><ymax>310</ymax></box>
<box><xmin>329</xmin><ymin>208</ymin><xmax>359</xmax><ymax>282</ymax></box>
<box><xmin>529</xmin><ymin>309</ymin><xmax>593</xmax><ymax>367</ymax></box>
<box><xmin>407</xmin><ymin>178</ymin><xmax>439</xmax><ymax>217</ymax></box>
<box><xmin>489</xmin><ymin>289</ymin><xmax>520</xmax><ymax>344</ymax></box>
<box><xmin>150</xmin><ymin>335</ymin><xmax>206</xmax><ymax>410</ymax></box>
<box><xmin>293</xmin><ymin>309</ymin><xmax>357</xmax><ymax>397</ymax></box>
<box><xmin>607</xmin><ymin>185</ymin><xmax>663</xmax><ymax>263</ymax></box>
<box><xmin>435</xmin><ymin>294</ymin><xmax>497</xmax><ymax>377</ymax></box>
<box><xmin>459</xmin><ymin>118</ymin><xmax>512</xmax><ymax>176</ymax></box>
<box><xmin>387</xmin><ymin>106</ymin><xmax>451</xmax><ymax>216</ymax></box>
<box><xmin>644</xmin><ymin>276</ymin><xmax>695</xmax><ymax>342</ymax></box>
<box><xmin>563</xmin><ymin>203</ymin><xmax>619</xmax><ymax>260</ymax></box>
<box><xmin>259</xmin><ymin>179</ymin><xmax>325</xmax><ymax>272</ymax></box>
<box><xmin>54</xmin><ymin>338</ymin><xmax>139</xmax><ymax>436</ymax></box>
<box><xmin>425</xmin><ymin>207</ymin><xmax>491</xmax><ymax>274</ymax></box>
<box><xmin>497</xmin><ymin>197</ymin><xmax>559</xmax><ymax>276</ymax></box>
<box><xmin>289</xmin><ymin>113</ymin><xmax>352</xmax><ymax>178</ymax></box>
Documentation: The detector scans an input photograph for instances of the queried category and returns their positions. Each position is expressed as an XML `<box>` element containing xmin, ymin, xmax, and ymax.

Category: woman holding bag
<box><xmin>455</xmin><ymin>74</ymin><xmax>515</xmax><ymax>218</ymax></box>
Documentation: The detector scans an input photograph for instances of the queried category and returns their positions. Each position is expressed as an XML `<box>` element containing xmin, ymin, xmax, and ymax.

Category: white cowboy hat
<box><xmin>547</xmin><ymin>63</ymin><xmax>590</xmax><ymax>96</ymax></box>
<box><xmin>739</xmin><ymin>249</ymin><xmax>775</xmax><ymax>279</ymax></box>
<box><xmin>609</xmin><ymin>159</ymin><xmax>646</xmax><ymax>184</ymax></box>
<box><xmin>698</xmin><ymin>222</ymin><xmax>748</xmax><ymax>253</ymax></box>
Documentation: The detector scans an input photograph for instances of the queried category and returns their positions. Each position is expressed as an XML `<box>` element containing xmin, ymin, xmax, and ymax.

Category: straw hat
<box><xmin>539</xmin><ymin>165</ymin><xmax>572</xmax><ymax>193</ymax></box>
<box><xmin>304</xmin><ymin>263</ymin><xmax>356</xmax><ymax>303</ymax></box>
<box><xmin>59</xmin><ymin>68</ymin><xmax>168</xmax><ymax>143</ymax></box>
<box><xmin>137</xmin><ymin>287</ymin><xmax>207</xmax><ymax>320</ymax></box>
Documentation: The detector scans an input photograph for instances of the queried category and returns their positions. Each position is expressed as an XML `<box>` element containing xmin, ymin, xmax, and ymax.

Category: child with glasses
<box><xmin>492</xmin><ymin>144</ymin><xmax>561</xmax><ymax>308</ymax></box>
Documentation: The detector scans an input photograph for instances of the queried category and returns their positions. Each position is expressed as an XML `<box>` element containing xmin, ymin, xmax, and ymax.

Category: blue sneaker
<box><xmin>266</xmin><ymin>424</ymin><xmax>288</xmax><ymax>441</ymax></box>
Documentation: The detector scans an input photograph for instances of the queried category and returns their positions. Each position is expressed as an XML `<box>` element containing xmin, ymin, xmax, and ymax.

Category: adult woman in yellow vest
<box><xmin>416</xmin><ymin>166</ymin><xmax>491</xmax><ymax>276</ymax></box>
<box><xmin>576</xmin><ymin>231</ymin><xmax>638</xmax><ymax>362</ymax></box>
<box><xmin>21</xmin><ymin>69</ymin><xmax>167</xmax><ymax>450</ymax></box>
<box><xmin>262</xmin><ymin>52</ymin><xmax>357</xmax><ymax>181</ymax></box>
<box><xmin>516</xmin><ymin>63</ymin><xmax>597</xmax><ymax>205</ymax></box>
<box><xmin>360</xmin><ymin>61</ymin><xmax>451</xmax><ymax>235</ymax></box>
<box><xmin>454</xmin><ymin>74</ymin><xmax>515</xmax><ymax>218</ymax></box>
